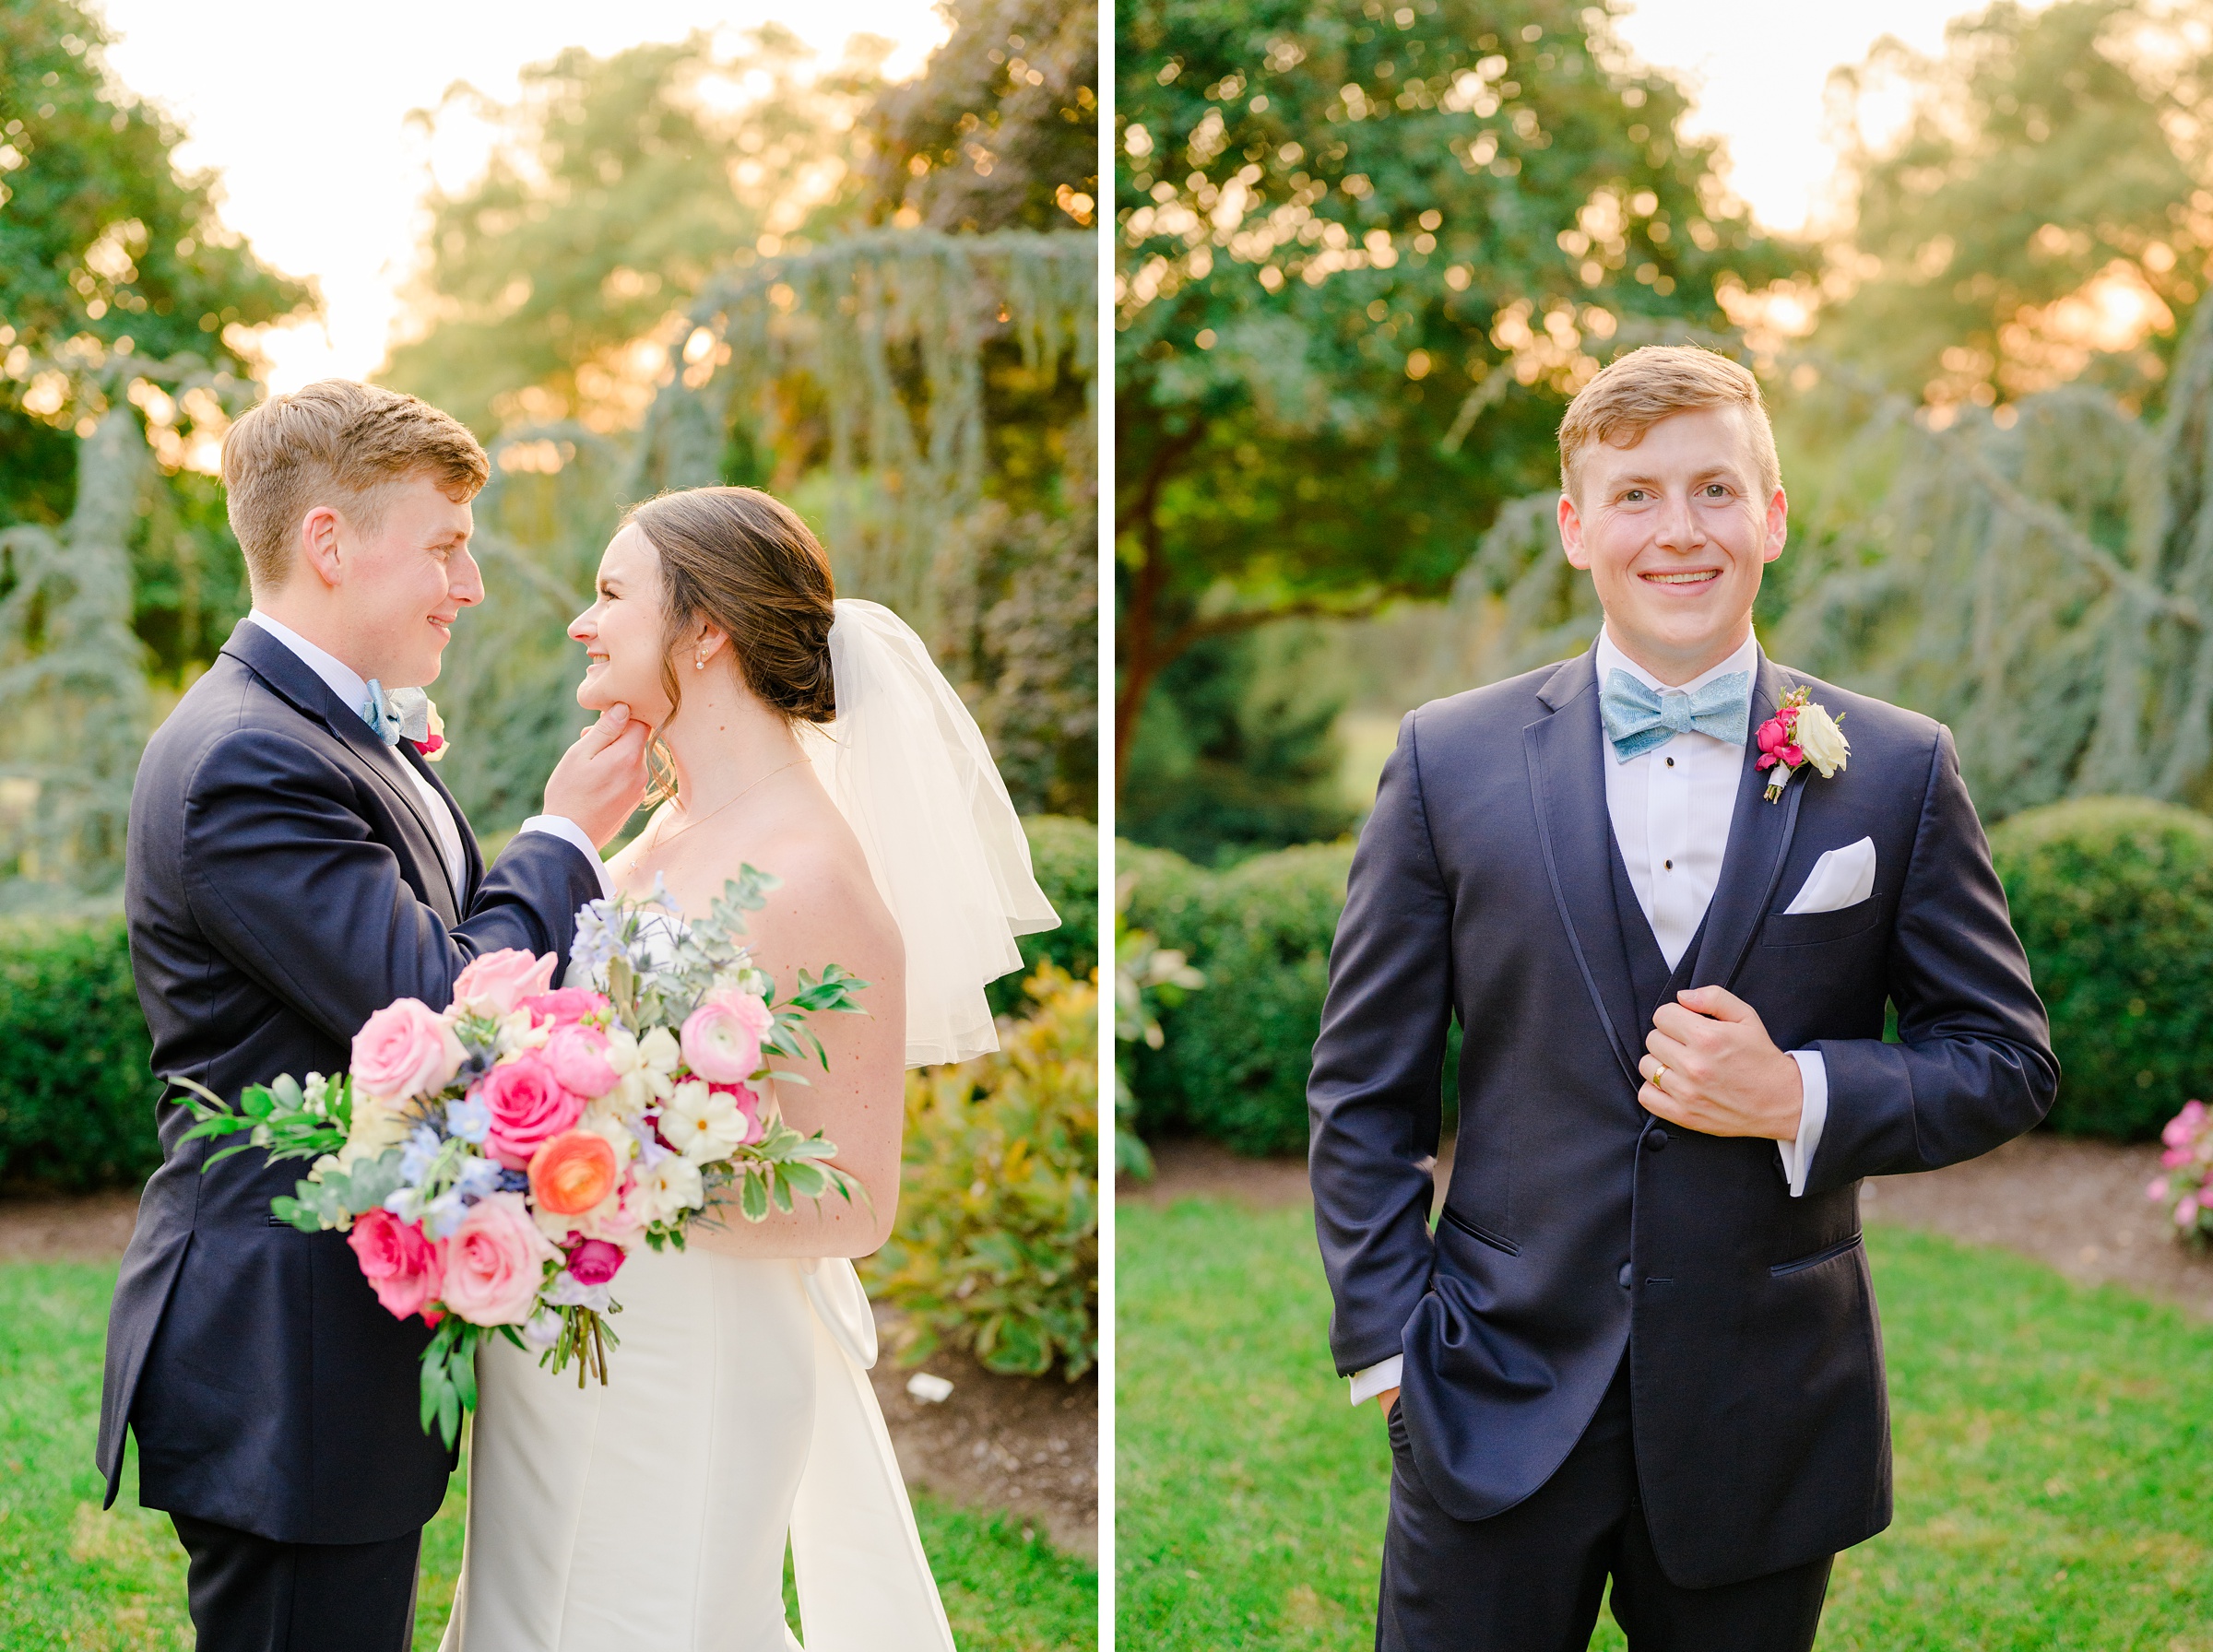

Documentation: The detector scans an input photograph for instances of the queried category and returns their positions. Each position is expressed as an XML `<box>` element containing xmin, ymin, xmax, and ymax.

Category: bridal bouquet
<box><xmin>177</xmin><ymin>868</ymin><xmax>869</xmax><ymax>1446</ymax></box>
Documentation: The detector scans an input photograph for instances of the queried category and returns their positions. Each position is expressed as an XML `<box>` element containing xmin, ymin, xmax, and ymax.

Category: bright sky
<box><xmin>1612</xmin><ymin>0</ymin><xmax>2012</xmax><ymax>235</ymax></box>
<box><xmin>93</xmin><ymin>0</ymin><xmax>952</xmax><ymax>391</ymax></box>
<box><xmin>90</xmin><ymin>1</ymin><xmax>2011</xmax><ymax>392</ymax></box>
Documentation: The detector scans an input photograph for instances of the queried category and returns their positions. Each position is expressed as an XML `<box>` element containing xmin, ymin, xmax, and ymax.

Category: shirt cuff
<box><xmin>1776</xmin><ymin>1048</ymin><xmax>1829</xmax><ymax>1198</ymax></box>
<box><xmin>517</xmin><ymin>815</ymin><xmax>615</xmax><ymax>902</ymax></box>
<box><xmin>1349</xmin><ymin>1355</ymin><xmax>1403</xmax><ymax>1407</ymax></box>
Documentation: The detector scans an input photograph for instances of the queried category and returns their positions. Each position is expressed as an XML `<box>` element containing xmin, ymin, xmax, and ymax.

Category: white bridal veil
<box><xmin>799</xmin><ymin>599</ymin><xmax>1059</xmax><ymax>1068</ymax></box>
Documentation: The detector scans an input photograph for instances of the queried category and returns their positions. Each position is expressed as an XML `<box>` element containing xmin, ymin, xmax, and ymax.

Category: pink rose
<box><xmin>350</xmin><ymin>999</ymin><xmax>466</xmax><ymax>1101</ymax></box>
<box><xmin>1756</xmin><ymin>716</ymin><xmax>1789</xmax><ymax>755</ymax></box>
<box><xmin>566</xmin><ymin>1238</ymin><xmax>626</xmax><ymax>1286</ymax></box>
<box><xmin>713</xmin><ymin>1080</ymin><xmax>768</xmax><ymax>1148</ymax></box>
<box><xmin>347</xmin><ymin>1209</ymin><xmax>444</xmax><ymax>1321</ymax></box>
<box><xmin>2178</xmin><ymin>1197</ymin><xmax>2202</xmax><ymax>1230</ymax></box>
<box><xmin>680</xmin><ymin>988</ymin><xmax>774</xmax><ymax>1083</ymax></box>
<box><xmin>521</xmin><ymin>987</ymin><xmax>609</xmax><ymax>1026</ymax></box>
<box><xmin>476</xmin><ymin>1054</ymin><xmax>586</xmax><ymax>1170</ymax></box>
<box><xmin>439</xmin><ymin>1193</ymin><xmax>559</xmax><ymax>1325</ymax></box>
<box><xmin>543</xmin><ymin>1024</ymin><xmax>619</xmax><ymax>1100</ymax></box>
<box><xmin>451</xmin><ymin>949</ymin><xmax>559</xmax><ymax>1017</ymax></box>
<box><xmin>2164</xmin><ymin>1146</ymin><xmax>2191</xmax><ymax>1169</ymax></box>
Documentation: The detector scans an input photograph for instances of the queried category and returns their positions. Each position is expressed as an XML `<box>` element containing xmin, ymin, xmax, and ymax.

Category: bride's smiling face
<box><xmin>571</xmin><ymin>525</ymin><xmax>677</xmax><ymax>724</ymax></box>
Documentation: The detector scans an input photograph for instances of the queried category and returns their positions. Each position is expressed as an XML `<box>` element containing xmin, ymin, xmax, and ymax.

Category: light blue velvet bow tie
<box><xmin>361</xmin><ymin>679</ymin><xmax>432</xmax><ymax>747</ymax></box>
<box><xmin>1599</xmin><ymin>667</ymin><xmax>1753</xmax><ymax>761</ymax></box>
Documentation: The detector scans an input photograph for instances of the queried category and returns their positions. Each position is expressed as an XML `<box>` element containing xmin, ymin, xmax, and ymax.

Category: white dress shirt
<box><xmin>243</xmin><ymin>612</ymin><xmax>609</xmax><ymax>901</ymax></box>
<box><xmin>1348</xmin><ymin>627</ymin><xmax>1828</xmax><ymax>1406</ymax></box>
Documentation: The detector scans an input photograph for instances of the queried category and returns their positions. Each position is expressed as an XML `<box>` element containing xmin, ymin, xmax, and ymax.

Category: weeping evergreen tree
<box><xmin>1429</xmin><ymin>303</ymin><xmax>2213</xmax><ymax>822</ymax></box>
<box><xmin>432</xmin><ymin>226</ymin><xmax>1096</xmax><ymax>832</ymax></box>
<box><xmin>0</xmin><ymin>403</ymin><xmax>154</xmax><ymax>894</ymax></box>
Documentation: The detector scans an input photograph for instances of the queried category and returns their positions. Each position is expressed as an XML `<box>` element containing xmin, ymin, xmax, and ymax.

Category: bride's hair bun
<box><xmin>625</xmin><ymin>486</ymin><xmax>838</xmax><ymax>724</ymax></box>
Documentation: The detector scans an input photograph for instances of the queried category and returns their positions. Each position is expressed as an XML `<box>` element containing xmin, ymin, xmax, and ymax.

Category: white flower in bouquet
<box><xmin>337</xmin><ymin>1093</ymin><xmax>411</xmax><ymax>1169</ymax></box>
<box><xmin>637</xmin><ymin>1025</ymin><xmax>681</xmax><ymax>1077</ymax></box>
<box><xmin>634</xmin><ymin>1153</ymin><xmax>706</xmax><ymax>1223</ymax></box>
<box><xmin>664</xmin><ymin>1079</ymin><xmax>749</xmax><ymax>1164</ymax></box>
<box><xmin>493</xmin><ymin>1008</ymin><xmax>553</xmax><ymax>1056</ymax></box>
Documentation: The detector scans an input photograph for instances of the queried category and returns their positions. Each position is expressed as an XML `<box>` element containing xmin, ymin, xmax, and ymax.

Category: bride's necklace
<box><xmin>634</xmin><ymin>757</ymin><xmax>809</xmax><ymax>861</ymax></box>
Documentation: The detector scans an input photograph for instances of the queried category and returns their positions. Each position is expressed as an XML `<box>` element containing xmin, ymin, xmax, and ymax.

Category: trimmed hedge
<box><xmin>992</xmin><ymin>814</ymin><xmax>1098</xmax><ymax>1017</ymax></box>
<box><xmin>1124</xmin><ymin>797</ymin><xmax>2213</xmax><ymax>1155</ymax></box>
<box><xmin>1119</xmin><ymin>840</ymin><xmax>1356</xmax><ymax>1156</ymax></box>
<box><xmin>0</xmin><ymin>919</ymin><xmax>160</xmax><ymax>1191</ymax></box>
<box><xmin>1989</xmin><ymin>796</ymin><xmax>2213</xmax><ymax>1140</ymax></box>
<box><xmin>0</xmin><ymin>815</ymin><xmax>1098</xmax><ymax>1191</ymax></box>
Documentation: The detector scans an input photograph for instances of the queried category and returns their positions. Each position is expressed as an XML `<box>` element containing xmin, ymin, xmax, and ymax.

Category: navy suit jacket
<box><xmin>1308</xmin><ymin>643</ymin><xmax>2056</xmax><ymax>1587</ymax></box>
<box><xmin>99</xmin><ymin>620</ymin><xmax>608</xmax><ymax>1544</ymax></box>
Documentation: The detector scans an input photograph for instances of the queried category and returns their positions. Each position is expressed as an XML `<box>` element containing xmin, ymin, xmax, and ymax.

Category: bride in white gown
<box><xmin>440</xmin><ymin>487</ymin><xmax>1058</xmax><ymax>1651</ymax></box>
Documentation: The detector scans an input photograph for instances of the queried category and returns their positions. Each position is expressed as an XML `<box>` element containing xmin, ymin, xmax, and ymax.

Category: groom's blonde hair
<box><xmin>221</xmin><ymin>380</ymin><xmax>489</xmax><ymax>594</ymax></box>
<box><xmin>1557</xmin><ymin>345</ymin><xmax>1780</xmax><ymax>504</ymax></box>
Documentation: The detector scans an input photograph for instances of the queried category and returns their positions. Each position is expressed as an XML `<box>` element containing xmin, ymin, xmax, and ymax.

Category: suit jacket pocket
<box><xmin>1438</xmin><ymin>1205</ymin><xmax>1520</xmax><ymax>1256</ymax></box>
<box><xmin>1769</xmin><ymin>1232</ymin><xmax>1864</xmax><ymax>1277</ymax></box>
<box><xmin>1760</xmin><ymin>901</ymin><xmax>1882</xmax><ymax>948</ymax></box>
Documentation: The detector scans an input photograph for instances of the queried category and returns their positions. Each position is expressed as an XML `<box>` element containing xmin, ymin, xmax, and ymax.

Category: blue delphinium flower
<box><xmin>398</xmin><ymin>1124</ymin><xmax>443</xmax><ymax>1184</ymax></box>
<box><xmin>455</xmin><ymin>1156</ymin><xmax>503</xmax><ymax>1202</ymax></box>
<box><xmin>445</xmin><ymin>1094</ymin><xmax>491</xmax><ymax>1145</ymax></box>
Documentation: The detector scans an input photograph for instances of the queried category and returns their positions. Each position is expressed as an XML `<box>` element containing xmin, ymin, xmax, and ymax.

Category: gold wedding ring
<box><xmin>1648</xmin><ymin>1062</ymin><xmax>1668</xmax><ymax>1090</ymax></box>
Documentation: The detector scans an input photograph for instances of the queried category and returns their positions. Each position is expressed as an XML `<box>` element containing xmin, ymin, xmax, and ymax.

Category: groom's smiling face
<box><xmin>1556</xmin><ymin>406</ymin><xmax>1787</xmax><ymax>684</ymax></box>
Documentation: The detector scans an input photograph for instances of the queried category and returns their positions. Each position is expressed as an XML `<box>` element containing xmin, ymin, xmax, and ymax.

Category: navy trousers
<box><xmin>172</xmin><ymin>1514</ymin><xmax>421</xmax><ymax>1652</ymax></box>
<box><xmin>1378</xmin><ymin>1358</ymin><xmax>1831</xmax><ymax>1652</ymax></box>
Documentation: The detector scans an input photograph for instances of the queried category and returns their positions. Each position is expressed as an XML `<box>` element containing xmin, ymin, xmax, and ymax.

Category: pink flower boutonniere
<box><xmin>1754</xmin><ymin>687</ymin><xmax>1849</xmax><ymax>803</ymax></box>
<box><xmin>415</xmin><ymin>699</ymin><xmax>448</xmax><ymax>762</ymax></box>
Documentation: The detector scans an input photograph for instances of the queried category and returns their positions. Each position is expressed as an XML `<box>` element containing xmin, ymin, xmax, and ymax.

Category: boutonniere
<box><xmin>384</xmin><ymin>687</ymin><xmax>450</xmax><ymax>762</ymax></box>
<box><xmin>1754</xmin><ymin>687</ymin><xmax>1847</xmax><ymax>802</ymax></box>
<box><xmin>417</xmin><ymin>699</ymin><xmax>448</xmax><ymax>762</ymax></box>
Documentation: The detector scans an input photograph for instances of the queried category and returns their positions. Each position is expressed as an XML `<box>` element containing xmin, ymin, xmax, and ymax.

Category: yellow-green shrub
<box><xmin>864</xmin><ymin>965</ymin><xmax>1098</xmax><ymax>1378</ymax></box>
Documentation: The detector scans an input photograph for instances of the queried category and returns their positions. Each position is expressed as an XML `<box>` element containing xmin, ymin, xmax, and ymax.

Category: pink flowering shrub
<box><xmin>2147</xmin><ymin>1099</ymin><xmax>2213</xmax><ymax>1243</ymax></box>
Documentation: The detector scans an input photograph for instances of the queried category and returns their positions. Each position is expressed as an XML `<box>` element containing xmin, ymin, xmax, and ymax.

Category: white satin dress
<box><xmin>438</xmin><ymin>1244</ymin><xmax>955</xmax><ymax>1651</ymax></box>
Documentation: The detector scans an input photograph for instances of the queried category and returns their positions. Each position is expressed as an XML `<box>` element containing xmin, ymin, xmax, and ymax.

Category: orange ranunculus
<box><xmin>529</xmin><ymin>1130</ymin><xmax>619</xmax><ymax>1216</ymax></box>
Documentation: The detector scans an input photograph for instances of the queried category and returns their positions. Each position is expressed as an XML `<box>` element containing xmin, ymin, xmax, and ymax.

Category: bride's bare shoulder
<box><xmin>722</xmin><ymin>797</ymin><xmax>901</xmax><ymax>976</ymax></box>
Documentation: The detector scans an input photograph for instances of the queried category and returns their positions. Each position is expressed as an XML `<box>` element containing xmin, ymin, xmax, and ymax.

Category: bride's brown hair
<box><xmin>623</xmin><ymin>487</ymin><xmax>838</xmax><ymax>799</ymax></box>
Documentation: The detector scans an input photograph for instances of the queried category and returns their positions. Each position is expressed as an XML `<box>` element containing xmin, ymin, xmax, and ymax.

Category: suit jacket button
<box><xmin>1618</xmin><ymin>1262</ymin><xmax>1633</xmax><ymax>1289</ymax></box>
<box><xmin>1646</xmin><ymin>1127</ymin><xmax>1669</xmax><ymax>1151</ymax></box>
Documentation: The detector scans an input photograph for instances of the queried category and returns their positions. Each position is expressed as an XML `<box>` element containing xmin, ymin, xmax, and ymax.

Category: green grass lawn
<box><xmin>1118</xmin><ymin>1198</ymin><xmax>2213</xmax><ymax>1650</ymax></box>
<box><xmin>0</xmin><ymin>1261</ymin><xmax>1094</xmax><ymax>1652</ymax></box>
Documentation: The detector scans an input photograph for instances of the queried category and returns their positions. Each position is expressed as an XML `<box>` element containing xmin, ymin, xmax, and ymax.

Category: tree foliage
<box><xmin>1819</xmin><ymin>0</ymin><xmax>2213</xmax><ymax>412</ymax></box>
<box><xmin>384</xmin><ymin>29</ymin><xmax>888</xmax><ymax>437</ymax></box>
<box><xmin>385</xmin><ymin>7</ymin><xmax>1098</xmax><ymax>826</ymax></box>
<box><xmin>1113</xmin><ymin>0</ymin><xmax>1792</xmax><ymax>793</ymax></box>
<box><xmin>0</xmin><ymin>0</ymin><xmax>307</xmax><ymax>528</ymax></box>
<box><xmin>858</xmin><ymin>0</ymin><xmax>1100</xmax><ymax>233</ymax></box>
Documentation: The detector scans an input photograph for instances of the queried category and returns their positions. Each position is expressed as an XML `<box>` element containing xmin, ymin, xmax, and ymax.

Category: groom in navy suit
<box><xmin>100</xmin><ymin>382</ymin><xmax>648</xmax><ymax>1652</ymax></box>
<box><xmin>1308</xmin><ymin>347</ymin><xmax>2056</xmax><ymax>1649</ymax></box>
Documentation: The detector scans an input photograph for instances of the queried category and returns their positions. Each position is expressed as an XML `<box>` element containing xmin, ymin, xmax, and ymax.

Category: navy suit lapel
<box><xmin>1524</xmin><ymin>647</ymin><xmax>1642</xmax><ymax>1091</ymax></box>
<box><xmin>1689</xmin><ymin>651</ymin><xmax>1805</xmax><ymax>992</ymax></box>
<box><xmin>219</xmin><ymin>622</ymin><xmax>459</xmax><ymax>920</ymax></box>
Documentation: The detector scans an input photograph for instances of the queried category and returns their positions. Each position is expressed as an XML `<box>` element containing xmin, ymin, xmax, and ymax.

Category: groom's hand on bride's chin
<box><xmin>544</xmin><ymin>703</ymin><xmax>652</xmax><ymax>846</ymax></box>
<box><xmin>1637</xmin><ymin>985</ymin><xmax>1805</xmax><ymax>1142</ymax></box>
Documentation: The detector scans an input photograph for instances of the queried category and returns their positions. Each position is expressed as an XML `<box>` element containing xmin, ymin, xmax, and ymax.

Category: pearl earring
<box><xmin>694</xmin><ymin>654</ymin><xmax>705</xmax><ymax>670</ymax></box>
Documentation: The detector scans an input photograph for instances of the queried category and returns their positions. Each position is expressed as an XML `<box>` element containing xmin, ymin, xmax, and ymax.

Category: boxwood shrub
<box><xmin>0</xmin><ymin>918</ymin><xmax>161</xmax><ymax>1191</ymax></box>
<box><xmin>0</xmin><ymin>816</ymin><xmax>1093</xmax><ymax>1192</ymax></box>
<box><xmin>990</xmin><ymin>814</ymin><xmax>1098</xmax><ymax>1017</ymax></box>
<box><xmin>1119</xmin><ymin>840</ymin><xmax>1355</xmax><ymax>1156</ymax></box>
<box><xmin>1989</xmin><ymin>796</ymin><xmax>2213</xmax><ymax>1140</ymax></box>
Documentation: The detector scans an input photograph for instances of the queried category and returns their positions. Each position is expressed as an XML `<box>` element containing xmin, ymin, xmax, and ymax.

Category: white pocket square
<box><xmin>1783</xmin><ymin>836</ymin><xmax>1876</xmax><ymax>914</ymax></box>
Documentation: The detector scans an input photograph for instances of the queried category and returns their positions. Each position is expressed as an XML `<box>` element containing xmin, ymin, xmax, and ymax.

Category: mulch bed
<box><xmin>1126</xmin><ymin>1131</ymin><xmax>2213</xmax><ymax>1322</ymax></box>
<box><xmin>0</xmin><ymin>1192</ymin><xmax>1097</xmax><ymax>1560</ymax></box>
